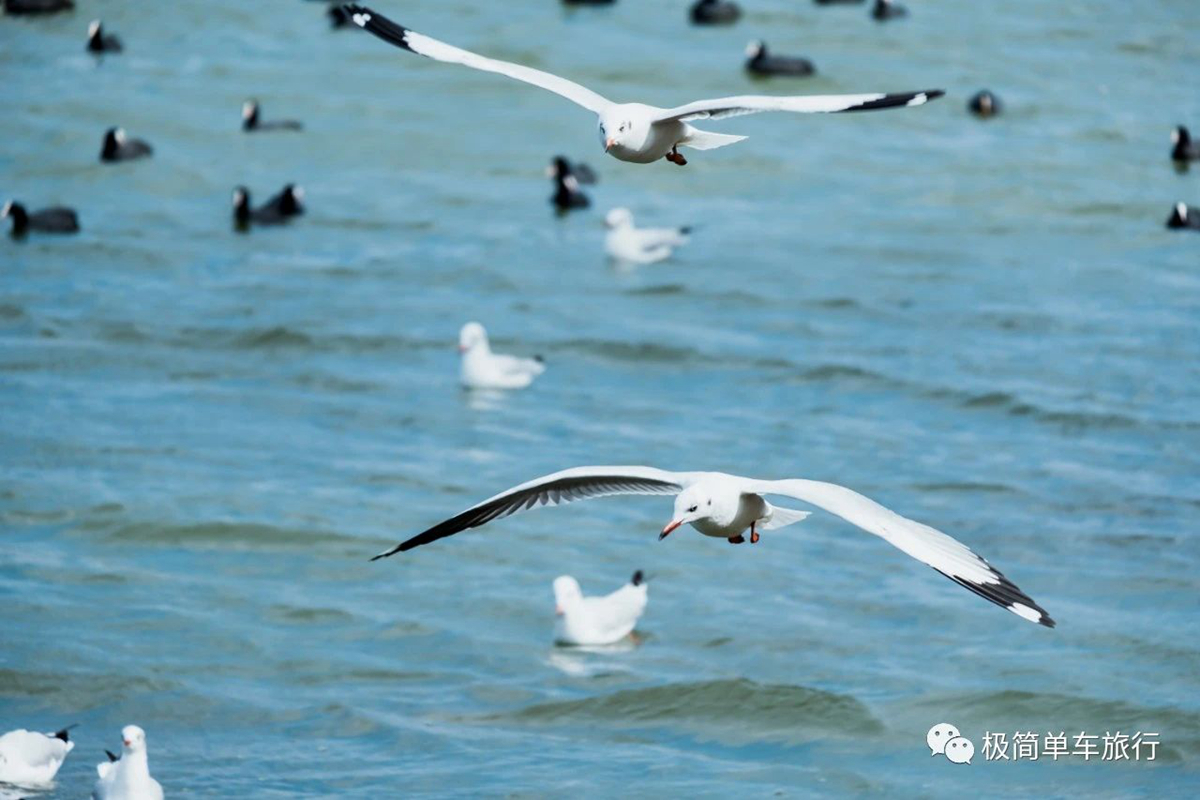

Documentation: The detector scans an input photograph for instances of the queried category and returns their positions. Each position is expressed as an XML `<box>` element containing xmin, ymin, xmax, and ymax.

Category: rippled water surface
<box><xmin>2</xmin><ymin>0</ymin><xmax>1199</xmax><ymax>796</ymax></box>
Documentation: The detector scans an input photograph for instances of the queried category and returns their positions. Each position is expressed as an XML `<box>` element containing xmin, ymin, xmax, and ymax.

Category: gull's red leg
<box><xmin>750</xmin><ymin>521</ymin><xmax>760</xmax><ymax>545</ymax></box>
<box><xmin>727</xmin><ymin>534</ymin><xmax>745</xmax><ymax>544</ymax></box>
<box><xmin>665</xmin><ymin>146</ymin><xmax>688</xmax><ymax>166</ymax></box>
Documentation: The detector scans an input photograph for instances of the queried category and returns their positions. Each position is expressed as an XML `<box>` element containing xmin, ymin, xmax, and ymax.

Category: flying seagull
<box><xmin>373</xmin><ymin>466</ymin><xmax>1055</xmax><ymax>627</ymax></box>
<box><xmin>343</xmin><ymin>5</ymin><xmax>943</xmax><ymax>166</ymax></box>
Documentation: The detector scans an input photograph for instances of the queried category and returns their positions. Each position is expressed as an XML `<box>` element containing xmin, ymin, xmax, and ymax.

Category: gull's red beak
<box><xmin>605</xmin><ymin>138</ymin><xmax>616</xmax><ymax>152</ymax></box>
<box><xmin>457</xmin><ymin>344</ymin><xmax>467</xmax><ymax>353</ymax></box>
<box><xmin>123</xmin><ymin>739</ymin><xmax>131</xmax><ymax>747</ymax></box>
<box><xmin>659</xmin><ymin>520</ymin><xmax>682</xmax><ymax>540</ymax></box>
<box><xmin>555</xmin><ymin>605</ymin><xmax>563</xmax><ymax>616</ymax></box>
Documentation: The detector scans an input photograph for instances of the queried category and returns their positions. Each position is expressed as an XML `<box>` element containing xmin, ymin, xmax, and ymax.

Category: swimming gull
<box><xmin>554</xmin><ymin>570</ymin><xmax>648</xmax><ymax>646</ymax></box>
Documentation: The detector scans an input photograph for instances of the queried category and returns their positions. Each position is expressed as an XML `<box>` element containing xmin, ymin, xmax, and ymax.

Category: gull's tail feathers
<box><xmin>681</xmin><ymin>128</ymin><xmax>748</xmax><ymax>151</ymax></box>
<box><xmin>761</xmin><ymin>505</ymin><xmax>812</xmax><ymax>531</ymax></box>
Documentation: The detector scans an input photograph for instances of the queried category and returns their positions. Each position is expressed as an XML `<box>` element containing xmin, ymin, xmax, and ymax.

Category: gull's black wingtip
<box><xmin>925</xmin><ymin>89</ymin><xmax>946</xmax><ymax>101</ymax></box>
<box><xmin>342</xmin><ymin>4</ymin><xmax>415</xmax><ymax>53</ymax></box>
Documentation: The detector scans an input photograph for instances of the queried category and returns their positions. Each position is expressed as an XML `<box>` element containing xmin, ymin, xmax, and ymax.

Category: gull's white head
<box><xmin>605</xmin><ymin>207</ymin><xmax>634</xmax><ymax>229</ymax></box>
<box><xmin>598</xmin><ymin>108</ymin><xmax>645</xmax><ymax>156</ymax></box>
<box><xmin>121</xmin><ymin>725</ymin><xmax>147</xmax><ymax>754</ymax></box>
<box><xmin>552</xmin><ymin>575</ymin><xmax>583</xmax><ymax>615</ymax></box>
<box><xmin>88</xmin><ymin>20</ymin><xmax>102</xmax><ymax>38</ymax></box>
<box><xmin>745</xmin><ymin>40</ymin><xmax>765</xmax><ymax>58</ymax></box>
<box><xmin>458</xmin><ymin>321</ymin><xmax>488</xmax><ymax>354</ymax></box>
<box><xmin>661</xmin><ymin>484</ymin><xmax>717</xmax><ymax>538</ymax></box>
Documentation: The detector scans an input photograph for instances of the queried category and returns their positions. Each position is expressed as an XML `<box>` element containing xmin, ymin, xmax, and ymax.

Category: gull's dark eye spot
<box><xmin>687</xmin><ymin>505</ymin><xmax>697</xmax><ymax>513</ymax></box>
<box><xmin>707</xmin><ymin>499</ymin><xmax>712</xmax><ymax>506</ymax></box>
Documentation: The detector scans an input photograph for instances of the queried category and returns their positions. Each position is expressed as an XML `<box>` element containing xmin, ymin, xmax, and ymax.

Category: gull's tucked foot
<box><xmin>750</xmin><ymin>521</ymin><xmax>760</xmax><ymax>545</ymax></box>
<box><xmin>727</xmin><ymin>534</ymin><xmax>745</xmax><ymax>544</ymax></box>
<box><xmin>666</xmin><ymin>146</ymin><xmax>688</xmax><ymax>166</ymax></box>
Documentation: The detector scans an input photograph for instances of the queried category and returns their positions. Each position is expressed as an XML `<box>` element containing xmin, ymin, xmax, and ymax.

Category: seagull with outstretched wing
<box><xmin>373</xmin><ymin>466</ymin><xmax>1056</xmax><ymax>628</ymax></box>
<box><xmin>342</xmin><ymin>5</ymin><xmax>943</xmax><ymax>166</ymax></box>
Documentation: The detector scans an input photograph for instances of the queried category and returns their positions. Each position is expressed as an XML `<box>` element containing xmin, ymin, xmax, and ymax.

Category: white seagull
<box><xmin>372</xmin><ymin>466</ymin><xmax>1055</xmax><ymax>627</ymax></box>
<box><xmin>344</xmin><ymin>5</ymin><xmax>943</xmax><ymax>166</ymax></box>
<box><xmin>0</xmin><ymin>726</ymin><xmax>74</xmax><ymax>788</ymax></box>
<box><xmin>605</xmin><ymin>208</ymin><xmax>690</xmax><ymax>265</ymax></box>
<box><xmin>554</xmin><ymin>570</ymin><xmax>649</xmax><ymax>646</ymax></box>
<box><xmin>92</xmin><ymin>725</ymin><xmax>163</xmax><ymax>800</ymax></box>
<box><xmin>459</xmin><ymin>322</ymin><xmax>545</xmax><ymax>390</ymax></box>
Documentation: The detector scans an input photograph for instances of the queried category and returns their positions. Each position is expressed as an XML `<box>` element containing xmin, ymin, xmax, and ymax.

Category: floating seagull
<box><xmin>344</xmin><ymin>5</ymin><xmax>942</xmax><ymax>167</ymax></box>
<box><xmin>548</xmin><ymin>156</ymin><xmax>591</xmax><ymax>212</ymax></box>
<box><xmin>232</xmin><ymin>184</ymin><xmax>305</xmax><ymax>229</ymax></box>
<box><xmin>1171</xmin><ymin>126</ymin><xmax>1200</xmax><ymax>163</ymax></box>
<box><xmin>872</xmin><ymin>0</ymin><xmax>908</xmax><ymax>20</ymax></box>
<box><xmin>87</xmin><ymin>20</ymin><xmax>123</xmax><ymax>53</ymax></box>
<box><xmin>371</xmin><ymin>466</ymin><xmax>1055</xmax><ymax>627</ymax></box>
<box><xmin>605</xmin><ymin>207</ymin><xmax>690</xmax><ymax>265</ymax></box>
<box><xmin>458</xmin><ymin>322</ymin><xmax>545</xmax><ymax>390</ymax></box>
<box><xmin>2</xmin><ymin>200</ymin><xmax>79</xmax><ymax>236</ymax></box>
<box><xmin>690</xmin><ymin>0</ymin><xmax>741</xmax><ymax>25</ymax></box>
<box><xmin>1166</xmin><ymin>202</ymin><xmax>1200</xmax><ymax>230</ymax></box>
<box><xmin>100</xmin><ymin>127</ymin><xmax>153</xmax><ymax>162</ymax></box>
<box><xmin>0</xmin><ymin>726</ymin><xmax>74</xmax><ymax>788</ymax></box>
<box><xmin>93</xmin><ymin>725</ymin><xmax>163</xmax><ymax>800</ymax></box>
<box><xmin>242</xmin><ymin>99</ymin><xmax>303</xmax><ymax>132</ymax></box>
<box><xmin>967</xmin><ymin>89</ymin><xmax>1001</xmax><ymax>119</ymax></box>
<box><xmin>745</xmin><ymin>41</ymin><xmax>816</xmax><ymax>78</ymax></box>
<box><xmin>554</xmin><ymin>570</ymin><xmax>648</xmax><ymax>646</ymax></box>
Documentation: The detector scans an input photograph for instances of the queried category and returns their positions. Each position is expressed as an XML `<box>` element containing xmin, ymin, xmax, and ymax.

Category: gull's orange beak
<box><xmin>605</xmin><ymin>137</ymin><xmax>616</xmax><ymax>152</ymax></box>
<box><xmin>457</xmin><ymin>344</ymin><xmax>467</xmax><ymax>353</ymax></box>
<box><xmin>555</xmin><ymin>604</ymin><xmax>563</xmax><ymax>616</ymax></box>
<box><xmin>659</xmin><ymin>520</ymin><xmax>682</xmax><ymax>540</ymax></box>
<box><xmin>123</xmin><ymin>739</ymin><xmax>131</xmax><ymax>747</ymax></box>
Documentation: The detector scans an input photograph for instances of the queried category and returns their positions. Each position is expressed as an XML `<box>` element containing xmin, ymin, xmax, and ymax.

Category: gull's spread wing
<box><xmin>652</xmin><ymin>89</ymin><xmax>943</xmax><ymax>124</ymax></box>
<box><xmin>375</xmin><ymin>467</ymin><xmax>691</xmax><ymax>558</ymax></box>
<box><xmin>345</xmin><ymin>5</ymin><xmax>612</xmax><ymax>113</ymax></box>
<box><xmin>748</xmin><ymin>478</ymin><xmax>1054</xmax><ymax>627</ymax></box>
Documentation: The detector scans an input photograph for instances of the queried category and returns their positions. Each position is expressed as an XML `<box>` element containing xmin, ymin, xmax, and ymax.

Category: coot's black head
<box><xmin>101</xmin><ymin>127</ymin><xmax>122</xmax><ymax>160</ymax></box>
<box><xmin>280</xmin><ymin>184</ymin><xmax>304</xmax><ymax>215</ymax></box>
<box><xmin>550</xmin><ymin>156</ymin><xmax>571</xmax><ymax>180</ymax></box>
<box><xmin>242</xmin><ymin>100</ymin><xmax>259</xmax><ymax>130</ymax></box>
<box><xmin>2</xmin><ymin>200</ymin><xmax>28</xmax><ymax>235</ymax></box>
<box><xmin>1167</xmin><ymin>202</ymin><xmax>1189</xmax><ymax>228</ymax></box>
<box><xmin>969</xmin><ymin>90</ymin><xmax>999</xmax><ymax>117</ymax></box>
<box><xmin>745</xmin><ymin>40</ymin><xmax>766</xmax><ymax>59</ymax></box>
<box><xmin>232</xmin><ymin>186</ymin><xmax>251</xmax><ymax>226</ymax></box>
<box><xmin>1173</xmin><ymin>125</ymin><xmax>1191</xmax><ymax>147</ymax></box>
<box><xmin>87</xmin><ymin>20</ymin><xmax>103</xmax><ymax>50</ymax></box>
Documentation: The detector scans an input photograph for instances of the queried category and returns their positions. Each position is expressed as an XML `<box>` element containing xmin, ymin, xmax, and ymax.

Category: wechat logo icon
<box><xmin>928</xmin><ymin>723</ymin><xmax>974</xmax><ymax>765</ymax></box>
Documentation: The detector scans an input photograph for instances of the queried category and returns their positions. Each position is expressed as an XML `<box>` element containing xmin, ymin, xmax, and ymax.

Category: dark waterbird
<box><xmin>562</xmin><ymin>0</ymin><xmax>616</xmax><ymax>6</ymax></box>
<box><xmin>1166</xmin><ymin>202</ymin><xmax>1200</xmax><ymax>230</ymax></box>
<box><xmin>548</xmin><ymin>156</ymin><xmax>595</xmax><ymax>212</ymax></box>
<box><xmin>690</xmin><ymin>0</ymin><xmax>741</xmax><ymax>25</ymax></box>
<box><xmin>328</xmin><ymin>3</ymin><xmax>351</xmax><ymax>28</ymax></box>
<box><xmin>2</xmin><ymin>200</ymin><xmax>79</xmax><ymax>236</ymax></box>
<box><xmin>745</xmin><ymin>41</ymin><xmax>816</xmax><ymax>78</ymax></box>
<box><xmin>233</xmin><ymin>184</ymin><xmax>305</xmax><ymax>230</ymax></box>
<box><xmin>1171</xmin><ymin>126</ymin><xmax>1200</xmax><ymax>163</ymax></box>
<box><xmin>100</xmin><ymin>127</ymin><xmax>153</xmax><ymax>162</ymax></box>
<box><xmin>3</xmin><ymin>0</ymin><xmax>74</xmax><ymax>14</ymax></box>
<box><xmin>871</xmin><ymin>0</ymin><xmax>908</xmax><ymax>20</ymax></box>
<box><xmin>86</xmin><ymin>20</ymin><xmax>122</xmax><ymax>53</ymax></box>
<box><xmin>815</xmin><ymin>0</ymin><xmax>864</xmax><ymax>4</ymax></box>
<box><xmin>968</xmin><ymin>89</ymin><xmax>1001</xmax><ymax>118</ymax></box>
<box><xmin>242</xmin><ymin>100</ymin><xmax>303</xmax><ymax>132</ymax></box>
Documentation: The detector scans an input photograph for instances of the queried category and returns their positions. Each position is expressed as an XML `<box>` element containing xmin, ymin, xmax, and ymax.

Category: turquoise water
<box><xmin>2</xmin><ymin>0</ymin><xmax>1198</xmax><ymax>796</ymax></box>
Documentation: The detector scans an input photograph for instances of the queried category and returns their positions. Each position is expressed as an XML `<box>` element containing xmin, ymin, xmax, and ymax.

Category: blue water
<box><xmin>2</xmin><ymin>0</ymin><xmax>1198</xmax><ymax>796</ymax></box>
